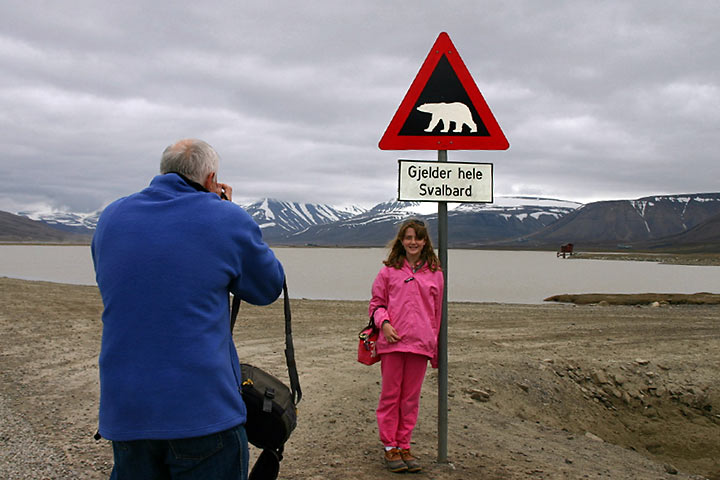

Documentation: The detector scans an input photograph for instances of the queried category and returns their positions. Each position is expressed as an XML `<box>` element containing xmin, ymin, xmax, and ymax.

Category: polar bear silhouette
<box><xmin>416</xmin><ymin>102</ymin><xmax>477</xmax><ymax>133</ymax></box>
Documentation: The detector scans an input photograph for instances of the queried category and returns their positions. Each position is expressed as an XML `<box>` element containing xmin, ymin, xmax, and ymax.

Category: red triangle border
<box><xmin>379</xmin><ymin>32</ymin><xmax>509</xmax><ymax>151</ymax></box>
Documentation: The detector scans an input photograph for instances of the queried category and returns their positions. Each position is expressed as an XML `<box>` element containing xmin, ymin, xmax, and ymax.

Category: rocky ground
<box><xmin>544</xmin><ymin>293</ymin><xmax>720</xmax><ymax>305</ymax></box>
<box><xmin>1</xmin><ymin>277</ymin><xmax>718</xmax><ymax>479</ymax></box>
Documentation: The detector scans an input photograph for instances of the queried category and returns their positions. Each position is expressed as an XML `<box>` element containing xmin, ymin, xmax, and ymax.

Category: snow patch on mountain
<box><xmin>242</xmin><ymin>198</ymin><xmax>368</xmax><ymax>233</ymax></box>
<box><xmin>17</xmin><ymin>209</ymin><xmax>101</xmax><ymax>232</ymax></box>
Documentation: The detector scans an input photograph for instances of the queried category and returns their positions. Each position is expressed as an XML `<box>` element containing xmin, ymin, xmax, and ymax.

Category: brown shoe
<box><xmin>384</xmin><ymin>448</ymin><xmax>408</xmax><ymax>473</ymax></box>
<box><xmin>400</xmin><ymin>448</ymin><xmax>422</xmax><ymax>473</ymax></box>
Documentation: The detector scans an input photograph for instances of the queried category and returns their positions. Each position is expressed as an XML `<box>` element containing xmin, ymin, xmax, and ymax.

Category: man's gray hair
<box><xmin>160</xmin><ymin>139</ymin><xmax>220</xmax><ymax>184</ymax></box>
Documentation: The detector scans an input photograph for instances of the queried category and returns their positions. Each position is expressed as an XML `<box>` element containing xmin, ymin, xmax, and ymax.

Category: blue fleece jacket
<box><xmin>91</xmin><ymin>173</ymin><xmax>284</xmax><ymax>441</ymax></box>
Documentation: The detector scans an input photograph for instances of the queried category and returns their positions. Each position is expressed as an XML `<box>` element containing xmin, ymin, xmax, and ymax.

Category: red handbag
<box><xmin>357</xmin><ymin>320</ymin><xmax>380</xmax><ymax>365</ymax></box>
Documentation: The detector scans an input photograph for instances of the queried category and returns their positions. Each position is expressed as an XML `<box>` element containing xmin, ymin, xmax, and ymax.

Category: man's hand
<box><xmin>219</xmin><ymin>183</ymin><xmax>233</xmax><ymax>201</ymax></box>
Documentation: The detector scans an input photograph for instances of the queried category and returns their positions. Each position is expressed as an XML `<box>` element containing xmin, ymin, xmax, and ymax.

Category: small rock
<box><xmin>606</xmin><ymin>386</ymin><xmax>623</xmax><ymax>399</ymax></box>
<box><xmin>663</xmin><ymin>463</ymin><xmax>678</xmax><ymax>475</ymax></box>
<box><xmin>591</xmin><ymin>369</ymin><xmax>610</xmax><ymax>385</ymax></box>
<box><xmin>612</xmin><ymin>372</ymin><xmax>627</xmax><ymax>385</ymax></box>
<box><xmin>635</xmin><ymin>358</ymin><xmax>650</xmax><ymax>365</ymax></box>
<box><xmin>584</xmin><ymin>432</ymin><xmax>604</xmax><ymax>442</ymax></box>
<box><xmin>642</xmin><ymin>406</ymin><xmax>658</xmax><ymax>418</ymax></box>
<box><xmin>469</xmin><ymin>389</ymin><xmax>491</xmax><ymax>402</ymax></box>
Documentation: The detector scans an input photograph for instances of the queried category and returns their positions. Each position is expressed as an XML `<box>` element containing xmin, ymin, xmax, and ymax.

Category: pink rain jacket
<box><xmin>369</xmin><ymin>260</ymin><xmax>444</xmax><ymax>368</ymax></box>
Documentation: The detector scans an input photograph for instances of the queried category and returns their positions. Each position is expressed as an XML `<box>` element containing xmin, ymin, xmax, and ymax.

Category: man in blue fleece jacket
<box><xmin>91</xmin><ymin>139</ymin><xmax>284</xmax><ymax>480</ymax></box>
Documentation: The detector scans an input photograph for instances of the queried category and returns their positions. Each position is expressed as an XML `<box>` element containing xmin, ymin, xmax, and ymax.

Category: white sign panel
<box><xmin>398</xmin><ymin>160</ymin><xmax>493</xmax><ymax>203</ymax></box>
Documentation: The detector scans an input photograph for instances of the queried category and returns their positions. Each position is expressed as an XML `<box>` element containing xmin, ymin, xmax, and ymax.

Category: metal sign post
<box><xmin>437</xmin><ymin>149</ymin><xmax>449</xmax><ymax>462</ymax></box>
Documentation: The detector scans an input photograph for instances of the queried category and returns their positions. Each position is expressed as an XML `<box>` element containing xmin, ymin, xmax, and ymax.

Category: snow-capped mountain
<box><xmin>278</xmin><ymin>196</ymin><xmax>581</xmax><ymax>247</ymax></box>
<box><xmin>13</xmin><ymin>193</ymin><xmax>719</xmax><ymax>250</ymax></box>
<box><xmin>13</xmin><ymin>200</ymin><xmax>366</xmax><ymax>240</ymax></box>
<box><xmin>511</xmin><ymin>193</ymin><xmax>720</xmax><ymax>248</ymax></box>
<box><xmin>0</xmin><ymin>211</ymin><xmax>92</xmax><ymax>243</ymax></box>
<box><xmin>16</xmin><ymin>209</ymin><xmax>101</xmax><ymax>234</ymax></box>
<box><xmin>455</xmin><ymin>196</ymin><xmax>581</xmax><ymax>214</ymax></box>
<box><xmin>241</xmin><ymin>198</ymin><xmax>366</xmax><ymax>241</ymax></box>
<box><xmin>10</xmin><ymin>196</ymin><xmax>582</xmax><ymax>246</ymax></box>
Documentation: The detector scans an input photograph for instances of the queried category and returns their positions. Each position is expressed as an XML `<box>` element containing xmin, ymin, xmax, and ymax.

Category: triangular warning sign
<box><xmin>379</xmin><ymin>32</ymin><xmax>509</xmax><ymax>150</ymax></box>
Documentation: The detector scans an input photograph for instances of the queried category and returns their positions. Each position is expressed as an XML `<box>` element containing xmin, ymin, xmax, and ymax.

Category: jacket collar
<box><xmin>404</xmin><ymin>258</ymin><xmax>426</xmax><ymax>273</ymax></box>
<box><xmin>150</xmin><ymin>173</ymin><xmax>209</xmax><ymax>195</ymax></box>
<box><xmin>168</xmin><ymin>172</ymin><xmax>209</xmax><ymax>193</ymax></box>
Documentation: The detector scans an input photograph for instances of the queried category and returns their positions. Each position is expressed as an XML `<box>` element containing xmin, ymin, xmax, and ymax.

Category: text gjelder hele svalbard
<box><xmin>406</xmin><ymin>164</ymin><xmax>483</xmax><ymax>197</ymax></box>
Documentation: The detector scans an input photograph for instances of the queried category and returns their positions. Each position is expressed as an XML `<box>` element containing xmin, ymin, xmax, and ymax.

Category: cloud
<box><xmin>0</xmin><ymin>0</ymin><xmax>718</xmax><ymax>212</ymax></box>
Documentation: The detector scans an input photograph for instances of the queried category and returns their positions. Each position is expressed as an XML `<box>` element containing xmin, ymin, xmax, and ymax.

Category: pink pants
<box><xmin>376</xmin><ymin>352</ymin><xmax>428</xmax><ymax>449</ymax></box>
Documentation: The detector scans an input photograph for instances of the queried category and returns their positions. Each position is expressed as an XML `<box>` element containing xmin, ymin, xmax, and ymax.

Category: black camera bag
<box><xmin>239</xmin><ymin>364</ymin><xmax>297</xmax><ymax>449</ymax></box>
<box><xmin>230</xmin><ymin>279</ymin><xmax>301</xmax><ymax>480</ymax></box>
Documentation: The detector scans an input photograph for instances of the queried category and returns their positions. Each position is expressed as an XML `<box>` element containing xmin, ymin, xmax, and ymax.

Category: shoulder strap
<box><xmin>281</xmin><ymin>280</ymin><xmax>302</xmax><ymax>405</ymax></box>
<box><xmin>230</xmin><ymin>278</ymin><xmax>302</xmax><ymax>405</ymax></box>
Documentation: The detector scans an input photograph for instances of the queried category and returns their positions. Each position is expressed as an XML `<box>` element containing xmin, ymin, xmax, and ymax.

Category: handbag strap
<box><xmin>230</xmin><ymin>278</ymin><xmax>302</xmax><ymax>405</ymax></box>
<box><xmin>365</xmin><ymin>305</ymin><xmax>387</xmax><ymax>332</ymax></box>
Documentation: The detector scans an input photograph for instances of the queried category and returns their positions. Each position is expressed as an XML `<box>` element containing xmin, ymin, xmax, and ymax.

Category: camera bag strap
<box><xmin>231</xmin><ymin>278</ymin><xmax>301</xmax><ymax>480</ymax></box>
<box><xmin>230</xmin><ymin>278</ymin><xmax>301</xmax><ymax>405</ymax></box>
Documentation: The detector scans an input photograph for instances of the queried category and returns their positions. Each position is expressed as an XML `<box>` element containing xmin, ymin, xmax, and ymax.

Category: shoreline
<box><xmin>2</xmin><ymin>275</ymin><xmax>718</xmax><ymax>307</ymax></box>
<box><xmin>571</xmin><ymin>251</ymin><xmax>720</xmax><ymax>266</ymax></box>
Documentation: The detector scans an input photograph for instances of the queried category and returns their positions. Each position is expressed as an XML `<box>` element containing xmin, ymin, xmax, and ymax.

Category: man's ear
<box><xmin>202</xmin><ymin>172</ymin><xmax>216</xmax><ymax>192</ymax></box>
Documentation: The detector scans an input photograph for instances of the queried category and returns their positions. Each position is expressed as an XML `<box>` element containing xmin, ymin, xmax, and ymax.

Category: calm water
<box><xmin>1</xmin><ymin>245</ymin><xmax>719</xmax><ymax>304</ymax></box>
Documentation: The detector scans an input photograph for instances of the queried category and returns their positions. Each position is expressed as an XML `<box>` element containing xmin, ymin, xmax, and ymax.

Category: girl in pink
<box><xmin>368</xmin><ymin>219</ymin><xmax>443</xmax><ymax>473</ymax></box>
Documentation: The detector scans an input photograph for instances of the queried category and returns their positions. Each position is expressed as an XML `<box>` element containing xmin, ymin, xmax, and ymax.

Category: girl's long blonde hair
<box><xmin>383</xmin><ymin>219</ymin><xmax>441</xmax><ymax>271</ymax></box>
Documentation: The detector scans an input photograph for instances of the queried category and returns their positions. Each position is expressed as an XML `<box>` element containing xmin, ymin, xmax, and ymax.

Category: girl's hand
<box><xmin>382</xmin><ymin>322</ymin><xmax>401</xmax><ymax>344</ymax></box>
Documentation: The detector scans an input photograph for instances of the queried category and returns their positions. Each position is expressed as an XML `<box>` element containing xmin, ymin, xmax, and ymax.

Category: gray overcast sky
<box><xmin>1</xmin><ymin>1</ymin><xmax>718</xmax><ymax>213</ymax></box>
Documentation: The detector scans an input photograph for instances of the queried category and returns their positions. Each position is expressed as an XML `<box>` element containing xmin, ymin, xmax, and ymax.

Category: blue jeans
<box><xmin>109</xmin><ymin>424</ymin><xmax>249</xmax><ymax>480</ymax></box>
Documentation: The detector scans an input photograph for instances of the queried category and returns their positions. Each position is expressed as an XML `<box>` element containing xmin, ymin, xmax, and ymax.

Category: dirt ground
<box><xmin>1</xmin><ymin>277</ymin><xmax>718</xmax><ymax>480</ymax></box>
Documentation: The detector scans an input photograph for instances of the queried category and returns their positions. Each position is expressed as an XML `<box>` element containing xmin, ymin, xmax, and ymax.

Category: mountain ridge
<box><xmin>5</xmin><ymin>193</ymin><xmax>720</xmax><ymax>251</ymax></box>
<box><xmin>502</xmin><ymin>193</ymin><xmax>720</xmax><ymax>250</ymax></box>
<box><xmin>0</xmin><ymin>211</ymin><xmax>92</xmax><ymax>243</ymax></box>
